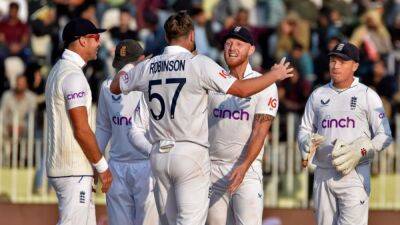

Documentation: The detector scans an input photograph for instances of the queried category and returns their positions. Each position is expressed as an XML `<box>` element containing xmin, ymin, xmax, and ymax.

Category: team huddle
<box><xmin>44</xmin><ymin>11</ymin><xmax>392</xmax><ymax>225</ymax></box>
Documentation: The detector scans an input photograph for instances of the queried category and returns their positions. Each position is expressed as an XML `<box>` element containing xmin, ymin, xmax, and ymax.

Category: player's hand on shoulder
<box><xmin>99</xmin><ymin>168</ymin><xmax>113</xmax><ymax>193</ymax></box>
<box><xmin>270</xmin><ymin>57</ymin><xmax>294</xmax><ymax>81</ymax></box>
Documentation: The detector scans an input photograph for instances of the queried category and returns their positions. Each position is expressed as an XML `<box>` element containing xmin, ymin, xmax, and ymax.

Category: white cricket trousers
<box><xmin>106</xmin><ymin>160</ymin><xmax>159</xmax><ymax>225</ymax></box>
<box><xmin>313</xmin><ymin>164</ymin><xmax>370</xmax><ymax>225</ymax></box>
<box><xmin>150</xmin><ymin>141</ymin><xmax>211</xmax><ymax>225</ymax></box>
<box><xmin>50</xmin><ymin>176</ymin><xmax>96</xmax><ymax>225</ymax></box>
<box><xmin>206</xmin><ymin>161</ymin><xmax>264</xmax><ymax>225</ymax></box>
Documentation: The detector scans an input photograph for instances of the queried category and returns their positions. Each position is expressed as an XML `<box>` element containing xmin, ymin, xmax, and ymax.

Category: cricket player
<box><xmin>95</xmin><ymin>40</ymin><xmax>159</xmax><ymax>225</ymax></box>
<box><xmin>298</xmin><ymin>42</ymin><xmax>393</xmax><ymax>225</ymax></box>
<box><xmin>109</xmin><ymin>11</ymin><xmax>293</xmax><ymax>225</ymax></box>
<box><xmin>45</xmin><ymin>18</ymin><xmax>112</xmax><ymax>225</ymax></box>
<box><xmin>206</xmin><ymin>26</ymin><xmax>278</xmax><ymax>225</ymax></box>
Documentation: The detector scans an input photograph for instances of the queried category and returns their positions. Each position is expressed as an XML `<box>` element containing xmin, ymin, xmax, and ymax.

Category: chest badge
<box><xmin>350</xmin><ymin>96</ymin><xmax>357</xmax><ymax>110</ymax></box>
<box><xmin>321</xmin><ymin>99</ymin><xmax>330</xmax><ymax>106</ymax></box>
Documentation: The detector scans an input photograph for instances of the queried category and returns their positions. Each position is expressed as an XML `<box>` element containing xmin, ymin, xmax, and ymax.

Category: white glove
<box><xmin>332</xmin><ymin>137</ymin><xmax>375</xmax><ymax>175</ymax></box>
<box><xmin>301</xmin><ymin>133</ymin><xmax>326</xmax><ymax>160</ymax></box>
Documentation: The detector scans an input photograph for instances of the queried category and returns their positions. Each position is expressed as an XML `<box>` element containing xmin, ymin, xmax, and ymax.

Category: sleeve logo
<box><xmin>119</xmin><ymin>71</ymin><xmax>129</xmax><ymax>84</ymax></box>
<box><xmin>379</xmin><ymin>112</ymin><xmax>385</xmax><ymax>119</ymax></box>
<box><xmin>268</xmin><ymin>97</ymin><xmax>277</xmax><ymax>108</ymax></box>
<box><xmin>218</xmin><ymin>70</ymin><xmax>228</xmax><ymax>79</ymax></box>
<box><xmin>66</xmin><ymin>91</ymin><xmax>85</xmax><ymax>100</ymax></box>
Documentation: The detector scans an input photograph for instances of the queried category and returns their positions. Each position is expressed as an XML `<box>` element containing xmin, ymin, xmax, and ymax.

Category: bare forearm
<box><xmin>110</xmin><ymin>73</ymin><xmax>122</xmax><ymax>94</ymax></box>
<box><xmin>243</xmin><ymin>115</ymin><xmax>274</xmax><ymax>166</ymax></box>
<box><xmin>242</xmin><ymin>133</ymin><xmax>267</xmax><ymax>167</ymax></box>
<box><xmin>228</xmin><ymin>70</ymin><xmax>279</xmax><ymax>98</ymax></box>
<box><xmin>74</xmin><ymin>128</ymin><xmax>103</xmax><ymax>164</ymax></box>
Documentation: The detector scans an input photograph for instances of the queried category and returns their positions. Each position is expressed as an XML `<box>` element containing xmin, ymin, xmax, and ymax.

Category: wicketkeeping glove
<box><xmin>332</xmin><ymin>137</ymin><xmax>375</xmax><ymax>175</ymax></box>
<box><xmin>300</xmin><ymin>133</ymin><xmax>326</xmax><ymax>160</ymax></box>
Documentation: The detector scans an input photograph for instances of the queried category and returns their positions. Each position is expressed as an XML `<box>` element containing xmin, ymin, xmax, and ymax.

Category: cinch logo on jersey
<box><xmin>66</xmin><ymin>91</ymin><xmax>85</xmax><ymax>100</ymax></box>
<box><xmin>213</xmin><ymin>108</ymin><xmax>249</xmax><ymax>121</ymax></box>
<box><xmin>112</xmin><ymin>116</ymin><xmax>132</xmax><ymax>125</ymax></box>
<box><xmin>321</xmin><ymin>117</ymin><xmax>355</xmax><ymax>128</ymax></box>
<box><xmin>149</xmin><ymin>60</ymin><xmax>185</xmax><ymax>74</ymax></box>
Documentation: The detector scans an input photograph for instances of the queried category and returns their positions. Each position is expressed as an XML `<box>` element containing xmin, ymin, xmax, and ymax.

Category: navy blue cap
<box><xmin>224</xmin><ymin>26</ymin><xmax>254</xmax><ymax>45</ymax></box>
<box><xmin>62</xmin><ymin>18</ymin><xmax>106</xmax><ymax>46</ymax></box>
<box><xmin>328</xmin><ymin>42</ymin><xmax>359</xmax><ymax>63</ymax></box>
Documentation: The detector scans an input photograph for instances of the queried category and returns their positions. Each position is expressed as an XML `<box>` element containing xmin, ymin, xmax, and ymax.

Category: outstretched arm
<box><xmin>227</xmin><ymin>58</ymin><xmax>293</xmax><ymax>98</ymax></box>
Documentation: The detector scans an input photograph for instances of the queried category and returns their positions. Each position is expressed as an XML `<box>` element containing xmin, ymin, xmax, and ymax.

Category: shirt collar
<box><xmin>329</xmin><ymin>77</ymin><xmax>359</xmax><ymax>91</ymax></box>
<box><xmin>163</xmin><ymin>45</ymin><xmax>192</xmax><ymax>55</ymax></box>
<box><xmin>243</xmin><ymin>64</ymin><xmax>254</xmax><ymax>79</ymax></box>
<box><xmin>229</xmin><ymin>64</ymin><xmax>254</xmax><ymax>80</ymax></box>
<box><xmin>61</xmin><ymin>49</ymin><xmax>86</xmax><ymax>69</ymax></box>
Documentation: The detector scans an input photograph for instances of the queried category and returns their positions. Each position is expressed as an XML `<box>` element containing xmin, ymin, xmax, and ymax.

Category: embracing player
<box><xmin>109</xmin><ymin>11</ymin><xmax>292</xmax><ymax>225</ymax></box>
<box><xmin>95</xmin><ymin>39</ymin><xmax>158</xmax><ymax>225</ymax></box>
<box><xmin>206</xmin><ymin>26</ymin><xmax>278</xmax><ymax>225</ymax></box>
<box><xmin>298</xmin><ymin>42</ymin><xmax>392</xmax><ymax>225</ymax></box>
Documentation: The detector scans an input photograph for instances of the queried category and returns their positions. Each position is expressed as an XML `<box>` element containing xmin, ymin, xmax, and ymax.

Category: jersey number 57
<box><xmin>148</xmin><ymin>78</ymin><xmax>186</xmax><ymax>120</ymax></box>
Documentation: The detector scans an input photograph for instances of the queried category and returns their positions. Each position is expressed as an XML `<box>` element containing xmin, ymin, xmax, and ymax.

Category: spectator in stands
<box><xmin>363</xmin><ymin>59</ymin><xmax>397</xmax><ymax>118</ymax></box>
<box><xmin>269</xmin><ymin>11</ymin><xmax>310</xmax><ymax>60</ymax></box>
<box><xmin>278</xmin><ymin>68</ymin><xmax>311</xmax><ymax>114</ymax></box>
<box><xmin>287</xmin><ymin>42</ymin><xmax>314</xmax><ymax>82</ymax></box>
<box><xmin>109</xmin><ymin>7</ymin><xmax>138</xmax><ymax>43</ymax></box>
<box><xmin>24</xmin><ymin>62</ymin><xmax>45</xmax><ymax>111</ymax></box>
<box><xmin>142</xmin><ymin>10</ymin><xmax>167</xmax><ymax>56</ymax></box>
<box><xmin>350</xmin><ymin>9</ymin><xmax>393</xmax><ymax>61</ymax></box>
<box><xmin>1</xmin><ymin>75</ymin><xmax>37</xmax><ymax>138</ymax></box>
<box><xmin>30</xmin><ymin>5</ymin><xmax>59</xmax><ymax>64</ymax></box>
<box><xmin>190</xmin><ymin>6</ymin><xmax>218</xmax><ymax>59</ymax></box>
<box><xmin>0</xmin><ymin>2</ymin><xmax>30</xmax><ymax>62</ymax></box>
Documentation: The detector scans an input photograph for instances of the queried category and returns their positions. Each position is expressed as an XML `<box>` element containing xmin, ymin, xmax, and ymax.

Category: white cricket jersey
<box><xmin>95</xmin><ymin>79</ymin><xmax>149</xmax><ymax>162</ymax></box>
<box><xmin>45</xmin><ymin>49</ymin><xmax>93</xmax><ymax>177</ymax></box>
<box><xmin>208</xmin><ymin>64</ymin><xmax>278</xmax><ymax>163</ymax></box>
<box><xmin>119</xmin><ymin>45</ymin><xmax>236</xmax><ymax>147</ymax></box>
<box><xmin>298</xmin><ymin>78</ymin><xmax>392</xmax><ymax>168</ymax></box>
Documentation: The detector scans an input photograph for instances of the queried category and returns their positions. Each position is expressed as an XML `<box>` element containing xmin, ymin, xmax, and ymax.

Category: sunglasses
<box><xmin>76</xmin><ymin>33</ymin><xmax>100</xmax><ymax>42</ymax></box>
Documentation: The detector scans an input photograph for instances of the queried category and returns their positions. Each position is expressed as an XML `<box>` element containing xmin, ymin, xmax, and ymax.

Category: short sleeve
<box><xmin>366</xmin><ymin>88</ymin><xmax>392</xmax><ymax>150</ymax></box>
<box><xmin>255</xmin><ymin>83</ymin><xmax>279</xmax><ymax>117</ymax></box>
<box><xmin>194</xmin><ymin>55</ymin><xmax>236</xmax><ymax>93</ymax></box>
<box><xmin>61</xmin><ymin>73</ymin><xmax>89</xmax><ymax>110</ymax></box>
<box><xmin>119</xmin><ymin>61</ymin><xmax>148</xmax><ymax>94</ymax></box>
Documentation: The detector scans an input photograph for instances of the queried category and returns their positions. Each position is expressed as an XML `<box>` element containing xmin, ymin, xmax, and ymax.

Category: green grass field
<box><xmin>1</xmin><ymin>168</ymin><xmax>399</xmax><ymax>210</ymax></box>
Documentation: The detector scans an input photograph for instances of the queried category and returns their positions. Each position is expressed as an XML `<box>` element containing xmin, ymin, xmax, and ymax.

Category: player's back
<box><xmin>97</xmin><ymin>79</ymin><xmax>149</xmax><ymax>161</ymax></box>
<box><xmin>121</xmin><ymin>45</ymin><xmax>235</xmax><ymax>147</ymax></box>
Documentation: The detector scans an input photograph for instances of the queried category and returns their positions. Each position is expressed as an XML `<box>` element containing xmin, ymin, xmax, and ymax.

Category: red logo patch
<box><xmin>268</xmin><ymin>98</ymin><xmax>277</xmax><ymax>108</ymax></box>
<box><xmin>119</xmin><ymin>71</ymin><xmax>129</xmax><ymax>84</ymax></box>
<box><xmin>361</xmin><ymin>148</ymin><xmax>367</xmax><ymax>156</ymax></box>
<box><xmin>218</xmin><ymin>70</ymin><xmax>228</xmax><ymax>79</ymax></box>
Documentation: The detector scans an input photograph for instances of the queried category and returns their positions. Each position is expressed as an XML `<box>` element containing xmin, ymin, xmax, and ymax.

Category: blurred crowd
<box><xmin>2</xmin><ymin>0</ymin><xmax>400</xmax><ymax>139</ymax></box>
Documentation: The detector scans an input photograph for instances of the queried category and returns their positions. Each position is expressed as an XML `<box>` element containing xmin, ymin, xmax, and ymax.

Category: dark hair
<box><xmin>144</xmin><ymin>10</ymin><xmax>159</xmax><ymax>26</ymax></box>
<box><xmin>189</xmin><ymin>7</ymin><xmax>203</xmax><ymax>17</ymax></box>
<box><xmin>24</xmin><ymin>62</ymin><xmax>41</xmax><ymax>87</ymax></box>
<box><xmin>164</xmin><ymin>11</ymin><xmax>194</xmax><ymax>41</ymax></box>
<box><xmin>9</xmin><ymin>2</ymin><xmax>19</xmax><ymax>10</ymax></box>
<box><xmin>120</xmin><ymin>7</ymin><xmax>130</xmax><ymax>14</ymax></box>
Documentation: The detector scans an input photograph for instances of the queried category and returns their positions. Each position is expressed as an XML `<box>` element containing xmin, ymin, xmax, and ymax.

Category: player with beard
<box><xmin>206</xmin><ymin>26</ymin><xmax>278</xmax><ymax>225</ymax></box>
<box><xmin>109</xmin><ymin>12</ymin><xmax>292</xmax><ymax>225</ymax></box>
